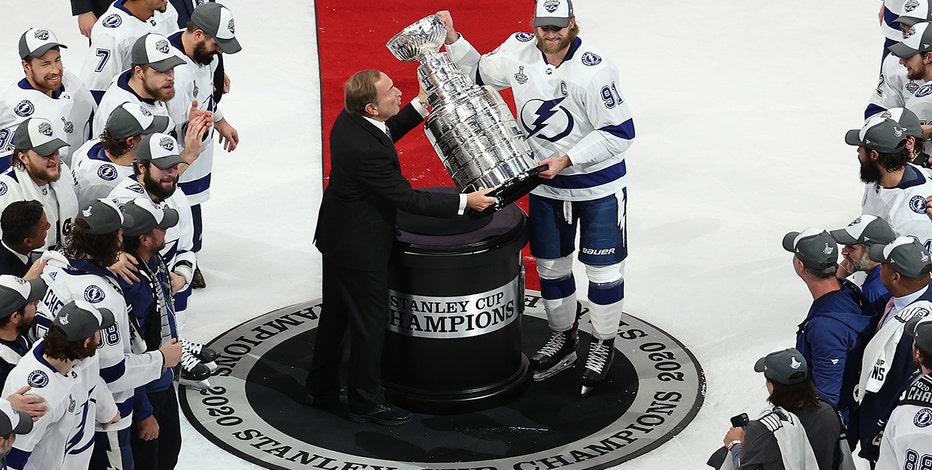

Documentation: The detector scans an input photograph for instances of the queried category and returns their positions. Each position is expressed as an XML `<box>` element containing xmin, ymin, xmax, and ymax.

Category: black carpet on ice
<box><xmin>245</xmin><ymin>316</ymin><xmax>638</xmax><ymax>462</ymax></box>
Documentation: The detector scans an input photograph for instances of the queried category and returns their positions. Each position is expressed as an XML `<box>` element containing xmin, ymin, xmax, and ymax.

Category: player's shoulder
<box><xmin>570</xmin><ymin>39</ymin><xmax>618</xmax><ymax>71</ymax></box>
<box><xmin>109</xmin><ymin>176</ymin><xmax>147</xmax><ymax>199</ymax></box>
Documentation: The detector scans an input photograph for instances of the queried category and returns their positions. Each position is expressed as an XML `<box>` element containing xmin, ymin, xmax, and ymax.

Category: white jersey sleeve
<box><xmin>71</xmin><ymin>140</ymin><xmax>135</xmax><ymax>207</ymax></box>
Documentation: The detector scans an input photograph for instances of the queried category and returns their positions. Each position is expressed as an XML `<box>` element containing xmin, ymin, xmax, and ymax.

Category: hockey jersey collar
<box><xmin>538</xmin><ymin>36</ymin><xmax>582</xmax><ymax>67</ymax></box>
<box><xmin>117</xmin><ymin>70</ymin><xmax>157</xmax><ymax>105</ymax></box>
<box><xmin>67</xmin><ymin>258</ymin><xmax>120</xmax><ymax>282</ymax></box>
<box><xmin>88</xmin><ymin>142</ymin><xmax>108</xmax><ymax>162</ymax></box>
<box><xmin>895</xmin><ymin>163</ymin><xmax>928</xmax><ymax>190</ymax></box>
<box><xmin>17</xmin><ymin>78</ymin><xmax>65</xmax><ymax>99</ymax></box>
<box><xmin>32</xmin><ymin>342</ymin><xmax>65</xmax><ymax>376</ymax></box>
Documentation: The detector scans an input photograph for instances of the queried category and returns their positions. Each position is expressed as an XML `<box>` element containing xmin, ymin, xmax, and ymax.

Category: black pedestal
<box><xmin>383</xmin><ymin>195</ymin><xmax>530</xmax><ymax>414</ymax></box>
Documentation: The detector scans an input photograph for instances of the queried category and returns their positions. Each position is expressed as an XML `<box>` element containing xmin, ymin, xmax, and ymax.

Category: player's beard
<box><xmin>143</xmin><ymin>79</ymin><xmax>176</xmax><ymax>102</ymax></box>
<box><xmin>192</xmin><ymin>41</ymin><xmax>216</xmax><ymax>66</ymax></box>
<box><xmin>859</xmin><ymin>158</ymin><xmax>882</xmax><ymax>184</ymax></box>
<box><xmin>142</xmin><ymin>167</ymin><xmax>177</xmax><ymax>201</ymax></box>
<box><xmin>26</xmin><ymin>67</ymin><xmax>62</xmax><ymax>95</ymax></box>
<box><xmin>29</xmin><ymin>160</ymin><xmax>61</xmax><ymax>184</ymax></box>
<box><xmin>537</xmin><ymin>26</ymin><xmax>578</xmax><ymax>55</ymax></box>
<box><xmin>848</xmin><ymin>250</ymin><xmax>872</xmax><ymax>272</ymax></box>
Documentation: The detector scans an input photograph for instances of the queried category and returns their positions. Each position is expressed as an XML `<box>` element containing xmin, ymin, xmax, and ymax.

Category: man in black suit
<box><xmin>307</xmin><ymin>70</ymin><xmax>496</xmax><ymax>425</ymax></box>
<box><xmin>0</xmin><ymin>201</ymin><xmax>49</xmax><ymax>278</ymax></box>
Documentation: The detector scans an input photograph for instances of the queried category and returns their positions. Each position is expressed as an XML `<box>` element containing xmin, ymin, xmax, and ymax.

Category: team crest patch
<box><xmin>128</xmin><ymin>183</ymin><xmax>145</xmax><ymax>194</ymax></box>
<box><xmin>38</xmin><ymin>122</ymin><xmax>53</xmax><ymax>136</ymax></box>
<box><xmin>102</xmin><ymin>14</ymin><xmax>122</xmax><ymax>28</ymax></box>
<box><xmin>544</xmin><ymin>0</ymin><xmax>561</xmax><ymax>13</ymax></box>
<box><xmin>582</xmin><ymin>52</ymin><xmax>602</xmax><ymax>66</ymax></box>
<box><xmin>68</xmin><ymin>396</ymin><xmax>76</xmax><ymax>413</ymax></box>
<box><xmin>0</xmin><ymin>182</ymin><xmax>7</xmax><ymax>197</ymax></box>
<box><xmin>27</xmin><ymin>370</ymin><xmax>49</xmax><ymax>388</ymax></box>
<box><xmin>228</xmin><ymin>19</ymin><xmax>235</xmax><ymax>35</ymax></box>
<box><xmin>193</xmin><ymin>82</ymin><xmax>199</xmax><ymax>98</ymax></box>
<box><xmin>915</xmin><ymin>83</ymin><xmax>932</xmax><ymax>98</ymax></box>
<box><xmin>515</xmin><ymin>32</ymin><xmax>534</xmax><ymax>42</ymax></box>
<box><xmin>910</xmin><ymin>195</ymin><xmax>927</xmax><ymax>214</ymax></box>
<box><xmin>14</xmin><ymin>100</ymin><xmax>34</xmax><ymax>118</ymax></box>
<box><xmin>33</xmin><ymin>29</ymin><xmax>50</xmax><ymax>41</ymax></box>
<box><xmin>97</xmin><ymin>164</ymin><xmax>118</xmax><ymax>181</ymax></box>
<box><xmin>84</xmin><ymin>285</ymin><xmax>106</xmax><ymax>304</ymax></box>
<box><xmin>180</xmin><ymin>292</ymin><xmax>704</xmax><ymax>469</ymax></box>
<box><xmin>514</xmin><ymin>66</ymin><xmax>528</xmax><ymax>85</ymax></box>
<box><xmin>160</xmin><ymin>137</ymin><xmax>175</xmax><ymax>151</ymax></box>
<box><xmin>915</xmin><ymin>408</ymin><xmax>932</xmax><ymax>428</ymax></box>
<box><xmin>61</xmin><ymin>116</ymin><xmax>73</xmax><ymax>134</ymax></box>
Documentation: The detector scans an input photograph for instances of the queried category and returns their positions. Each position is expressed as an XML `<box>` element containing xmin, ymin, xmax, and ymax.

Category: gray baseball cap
<box><xmin>13</xmin><ymin>117</ymin><xmax>68</xmax><ymax>156</ymax></box>
<box><xmin>137</xmin><ymin>133</ymin><xmax>186</xmax><ymax>170</ymax></box>
<box><xmin>18</xmin><ymin>27</ymin><xmax>67</xmax><ymax>60</ymax></box>
<box><xmin>896</xmin><ymin>0</ymin><xmax>932</xmax><ymax>27</ymax></box>
<box><xmin>53</xmin><ymin>300</ymin><xmax>115</xmax><ymax>341</ymax></box>
<box><xmin>122</xmin><ymin>198</ymin><xmax>179</xmax><ymax>237</ymax></box>
<box><xmin>890</xmin><ymin>21</ymin><xmax>932</xmax><ymax>58</ymax></box>
<box><xmin>906</xmin><ymin>314</ymin><xmax>932</xmax><ymax>351</ymax></box>
<box><xmin>105</xmin><ymin>102</ymin><xmax>170</xmax><ymax>140</ymax></box>
<box><xmin>131</xmin><ymin>33</ymin><xmax>185</xmax><ymax>72</ymax></box>
<box><xmin>0</xmin><ymin>275</ymin><xmax>46</xmax><ymax>319</ymax></box>
<box><xmin>878</xmin><ymin>107</ymin><xmax>924</xmax><ymax>139</ymax></box>
<box><xmin>783</xmin><ymin>228</ymin><xmax>838</xmax><ymax>270</ymax></box>
<box><xmin>191</xmin><ymin>3</ymin><xmax>241</xmax><ymax>54</ymax></box>
<box><xmin>74</xmin><ymin>198</ymin><xmax>134</xmax><ymax>235</ymax></box>
<box><xmin>830</xmin><ymin>215</ymin><xmax>897</xmax><ymax>246</ymax></box>
<box><xmin>754</xmin><ymin>348</ymin><xmax>809</xmax><ymax>385</ymax></box>
<box><xmin>844</xmin><ymin>116</ymin><xmax>910</xmax><ymax>153</ymax></box>
<box><xmin>534</xmin><ymin>0</ymin><xmax>574</xmax><ymax>28</ymax></box>
<box><xmin>868</xmin><ymin>236</ymin><xmax>932</xmax><ymax>278</ymax></box>
<box><xmin>0</xmin><ymin>399</ymin><xmax>32</xmax><ymax>436</ymax></box>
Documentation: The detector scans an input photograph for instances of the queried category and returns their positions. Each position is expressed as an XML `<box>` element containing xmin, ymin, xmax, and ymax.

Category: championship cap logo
<box><xmin>58</xmin><ymin>311</ymin><xmax>69</xmax><ymax>325</ymax></box>
<box><xmin>82</xmin><ymin>206</ymin><xmax>93</xmax><ymax>218</ymax></box>
<box><xmin>895</xmin><ymin>125</ymin><xmax>904</xmax><ymax>137</ymax></box>
<box><xmin>790</xmin><ymin>357</ymin><xmax>802</xmax><ymax>369</ymax></box>
<box><xmin>156</xmin><ymin>39</ymin><xmax>170</xmax><ymax>54</ymax></box>
<box><xmin>160</xmin><ymin>137</ymin><xmax>175</xmax><ymax>151</ymax></box>
<box><xmin>13</xmin><ymin>278</ymin><xmax>24</xmax><ymax>285</ymax></box>
<box><xmin>228</xmin><ymin>19</ymin><xmax>235</xmax><ymax>35</ymax></box>
<box><xmin>140</xmin><ymin>106</ymin><xmax>151</xmax><ymax>116</ymax></box>
<box><xmin>34</xmin><ymin>29</ymin><xmax>49</xmax><ymax>41</ymax></box>
<box><xmin>907</xmin><ymin>26</ymin><xmax>918</xmax><ymax>39</ymax></box>
<box><xmin>906</xmin><ymin>0</ymin><xmax>920</xmax><ymax>12</ymax></box>
<box><xmin>544</xmin><ymin>0</ymin><xmax>560</xmax><ymax>13</ymax></box>
<box><xmin>38</xmin><ymin>122</ymin><xmax>53</xmax><ymax>137</ymax></box>
<box><xmin>823</xmin><ymin>243</ymin><xmax>834</xmax><ymax>255</ymax></box>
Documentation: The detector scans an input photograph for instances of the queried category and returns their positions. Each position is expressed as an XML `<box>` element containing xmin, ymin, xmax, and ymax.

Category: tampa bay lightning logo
<box><xmin>84</xmin><ymin>285</ymin><xmax>106</xmax><ymax>304</ymax></box>
<box><xmin>520</xmin><ymin>97</ymin><xmax>575</xmax><ymax>142</ymax></box>
<box><xmin>98</xmin><ymin>164</ymin><xmax>118</xmax><ymax>181</ymax></box>
<box><xmin>0</xmin><ymin>182</ymin><xmax>7</xmax><ymax>197</ymax></box>
<box><xmin>916</xmin><ymin>83</ymin><xmax>932</xmax><ymax>98</ymax></box>
<box><xmin>910</xmin><ymin>195</ymin><xmax>927</xmax><ymax>214</ymax></box>
<box><xmin>14</xmin><ymin>100</ymin><xmax>34</xmax><ymax>117</ymax></box>
<box><xmin>905</xmin><ymin>0</ymin><xmax>920</xmax><ymax>12</ymax></box>
<box><xmin>27</xmin><ymin>370</ymin><xmax>49</xmax><ymax>388</ymax></box>
<box><xmin>915</xmin><ymin>408</ymin><xmax>932</xmax><ymax>428</ymax></box>
<box><xmin>515</xmin><ymin>32</ymin><xmax>534</xmax><ymax>42</ymax></box>
<box><xmin>581</xmin><ymin>52</ymin><xmax>602</xmax><ymax>66</ymax></box>
<box><xmin>128</xmin><ymin>183</ymin><xmax>145</xmax><ymax>194</ymax></box>
<box><xmin>103</xmin><ymin>14</ymin><xmax>122</xmax><ymax>28</ymax></box>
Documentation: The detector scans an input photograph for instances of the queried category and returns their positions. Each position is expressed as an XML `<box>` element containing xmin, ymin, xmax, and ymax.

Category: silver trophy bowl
<box><xmin>387</xmin><ymin>14</ymin><xmax>544</xmax><ymax>214</ymax></box>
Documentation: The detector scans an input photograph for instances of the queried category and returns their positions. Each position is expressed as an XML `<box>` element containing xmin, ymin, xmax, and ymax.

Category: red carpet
<box><xmin>315</xmin><ymin>0</ymin><xmax>540</xmax><ymax>288</ymax></box>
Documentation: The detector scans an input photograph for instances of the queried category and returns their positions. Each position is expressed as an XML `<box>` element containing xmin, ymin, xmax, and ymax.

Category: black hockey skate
<box><xmin>182</xmin><ymin>339</ymin><xmax>219</xmax><ymax>372</ymax></box>
<box><xmin>529</xmin><ymin>328</ymin><xmax>579</xmax><ymax>381</ymax></box>
<box><xmin>179</xmin><ymin>351</ymin><xmax>212</xmax><ymax>390</ymax></box>
<box><xmin>580</xmin><ymin>338</ymin><xmax>615</xmax><ymax>397</ymax></box>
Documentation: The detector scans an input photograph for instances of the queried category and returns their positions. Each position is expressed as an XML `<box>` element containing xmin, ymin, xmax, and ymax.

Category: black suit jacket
<box><xmin>314</xmin><ymin>104</ymin><xmax>459</xmax><ymax>271</ymax></box>
<box><xmin>0</xmin><ymin>245</ymin><xmax>28</xmax><ymax>278</ymax></box>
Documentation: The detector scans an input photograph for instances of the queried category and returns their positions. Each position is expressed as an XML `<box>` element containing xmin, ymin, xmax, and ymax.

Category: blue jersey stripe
<box><xmin>600</xmin><ymin>119</ymin><xmax>635</xmax><ymax>140</ymax></box>
<box><xmin>100</xmin><ymin>360</ymin><xmax>126</xmax><ymax>383</ymax></box>
<box><xmin>543</xmin><ymin>160</ymin><xmax>627</xmax><ymax>190</ymax></box>
<box><xmin>179</xmin><ymin>173</ymin><xmax>212</xmax><ymax>195</ymax></box>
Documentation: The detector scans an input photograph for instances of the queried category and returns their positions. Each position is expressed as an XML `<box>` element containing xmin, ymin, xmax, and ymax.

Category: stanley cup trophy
<box><xmin>387</xmin><ymin>14</ymin><xmax>545</xmax><ymax>212</ymax></box>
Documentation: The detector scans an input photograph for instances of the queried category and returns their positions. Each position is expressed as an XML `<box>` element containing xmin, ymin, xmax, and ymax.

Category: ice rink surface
<box><xmin>0</xmin><ymin>1</ymin><xmax>886</xmax><ymax>468</ymax></box>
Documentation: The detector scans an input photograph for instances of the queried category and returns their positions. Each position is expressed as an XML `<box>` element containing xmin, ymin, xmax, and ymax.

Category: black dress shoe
<box><xmin>347</xmin><ymin>403</ymin><xmax>412</xmax><ymax>426</ymax></box>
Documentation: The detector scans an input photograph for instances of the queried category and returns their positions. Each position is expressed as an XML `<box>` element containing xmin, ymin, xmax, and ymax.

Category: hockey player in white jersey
<box><xmin>845</xmin><ymin>114</ymin><xmax>932</xmax><ymax>249</ymax></box>
<box><xmin>877</xmin><ymin>314</ymin><xmax>932</xmax><ymax>467</ymax></box>
<box><xmin>34</xmin><ymin>198</ymin><xmax>182</xmax><ymax>470</ymax></box>
<box><xmin>0</xmin><ymin>398</ymin><xmax>34</xmax><ymax>466</ymax></box>
<box><xmin>80</xmin><ymin>0</ymin><xmax>180</xmax><ymax>103</ymax></box>
<box><xmin>165</xmin><ymin>2</ymin><xmax>241</xmax><ymax>287</ymax></box>
<box><xmin>0</xmin><ymin>118</ymin><xmax>78</xmax><ymax>253</ymax></box>
<box><xmin>439</xmin><ymin>0</ymin><xmax>635</xmax><ymax>396</ymax></box>
<box><xmin>3</xmin><ymin>300</ymin><xmax>119</xmax><ymax>470</ymax></box>
<box><xmin>107</xmin><ymin>133</ymin><xmax>215</xmax><ymax>388</ymax></box>
<box><xmin>72</xmin><ymin>101</ymin><xmax>170</xmax><ymax>207</ymax></box>
<box><xmin>0</xmin><ymin>28</ymin><xmax>96</xmax><ymax>168</ymax></box>
<box><xmin>867</xmin><ymin>10</ymin><xmax>924</xmax><ymax>119</ymax></box>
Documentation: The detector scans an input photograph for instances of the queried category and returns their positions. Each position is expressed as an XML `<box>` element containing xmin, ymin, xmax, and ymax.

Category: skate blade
<box><xmin>202</xmin><ymin>360</ymin><xmax>219</xmax><ymax>372</ymax></box>
<box><xmin>580</xmin><ymin>384</ymin><xmax>594</xmax><ymax>397</ymax></box>
<box><xmin>531</xmin><ymin>352</ymin><xmax>577</xmax><ymax>382</ymax></box>
<box><xmin>180</xmin><ymin>378</ymin><xmax>211</xmax><ymax>390</ymax></box>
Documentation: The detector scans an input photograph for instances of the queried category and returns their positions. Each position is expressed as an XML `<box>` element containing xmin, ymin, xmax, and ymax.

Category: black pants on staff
<box><xmin>308</xmin><ymin>258</ymin><xmax>388</xmax><ymax>412</ymax></box>
<box><xmin>131</xmin><ymin>386</ymin><xmax>182</xmax><ymax>470</ymax></box>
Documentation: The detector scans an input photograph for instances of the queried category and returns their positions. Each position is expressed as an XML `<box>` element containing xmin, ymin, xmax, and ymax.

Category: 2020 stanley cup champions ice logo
<box><xmin>180</xmin><ymin>292</ymin><xmax>705</xmax><ymax>470</ymax></box>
